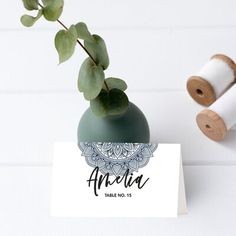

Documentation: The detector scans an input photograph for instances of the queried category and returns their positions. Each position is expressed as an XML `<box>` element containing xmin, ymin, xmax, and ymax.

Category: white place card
<box><xmin>51</xmin><ymin>142</ymin><xmax>187</xmax><ymax>217</ymax></box>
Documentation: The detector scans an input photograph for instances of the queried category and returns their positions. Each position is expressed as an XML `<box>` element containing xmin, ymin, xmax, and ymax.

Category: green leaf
<box><xmin>84</xmin><ymin>34</ymin><xmax>109</xmax><ymax>70</ymax></box>
<box><xmin>42</xmin><ymin>0</ymin><xmax>64</xmax><ymax>21</ymax></box>
<box><xmin>54</xmin><ymin>25</ymin><xmax>77</xmax><ymax>64</ymax></box>
<box><xmin>90</xmin><ymin>89</ymin><xmax>108</xmax><ymax>116</ymax></box>
<box><xmin>75</xmin><ymin>22</ymin><xmax>94</xmax><ymax>42</ymax></box>
<box><xmin>103</xmin><ymin>77</ymin><xmax>127</xmax><ymax>91</ymax></box>
<box><xmin>20</xmin><ymin>10</ymin><xmax>42</xmax><ymax>27</ymax></box>
<box><xmin>22</xmin><ymin>0</ymin><xmax>38</xmax><ymax>10</ymax></box>
<box><xmin>90</xmin><ymin>89</ymin><xmax>129</xmax><ymax>117</ymax></box>
<box><xmin>78</xmin><ymin>58</ymin><xmax>105</xmax><ymax>100</ymax></box>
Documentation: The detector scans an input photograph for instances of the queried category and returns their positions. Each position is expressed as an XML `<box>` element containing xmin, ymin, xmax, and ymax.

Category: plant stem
<box><xmin>38</xmin><ymin>2</ymin><xmax>97</xmax><ymax>65</ymax></box>
<box><xmin>58</xmin><ymin>20</ymin><xmax>98</xmax><ymax>66</ymax></box>
<box><xmin>38</xmin><ymin>2</ymin><xmax>109</xmax><ymax>91</ymax></box>
<box><xmin>104</xmin><ymin>80</ymin><xmax>109</xmax><ymax>91</ymax></box>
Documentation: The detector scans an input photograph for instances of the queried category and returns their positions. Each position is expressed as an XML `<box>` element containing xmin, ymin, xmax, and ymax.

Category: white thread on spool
<box><xmin>196</xmin><ymin>84</ymin><xmax>236</xmax><ymax>141</ymax></box>
<box><xmin>197</xmin><ymin>58</ymin><xmax>234</xmax><ymax>97</ymax></box>
<box><xmin>210</xmin><ymin>84</ymin><xmax>236</xmax><ymax>130</ymax></box>
<box><xmin>187</xmin><ymin>54</ymin><xmax>236</xmax><ymax>106</ymax></box>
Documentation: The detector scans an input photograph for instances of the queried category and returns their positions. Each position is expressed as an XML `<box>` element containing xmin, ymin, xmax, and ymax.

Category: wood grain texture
<box><xmin>0</xmin><ymin>91</ymin><xmax>236</xmax><ymax>164</ymax></box>
<box><xmin>1</xmin><ymin>166</ymin><xmax>236</xmax><ymax>235</ymax></box>
<box><xmin>196</xmin><ymin>109</ymin><xmax>228</xmax><ymax>141</ymax></box>
<box><xmin>187</xmin><ymin>76</ymin><xmax>216</xmax><ymax>106</ymax></box>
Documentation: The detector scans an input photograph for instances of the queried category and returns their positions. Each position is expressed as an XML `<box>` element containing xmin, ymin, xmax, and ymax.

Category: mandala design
<box><xmin>78</xmin><ymin>142</ymin><xmax>158</xmax><ymax>176</ymax></box>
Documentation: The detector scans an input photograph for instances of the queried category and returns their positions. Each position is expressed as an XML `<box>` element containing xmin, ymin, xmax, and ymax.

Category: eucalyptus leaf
<box><xmin>84</xmin><ymin>34</ymin><xmax>109</xmax><ymax>70</ymax></box>
<box><xmin>54</xmin><ymin>25</ymin><xmax>77</xmax><ymax>64</ymax></box>
<box><xmin>75</xmin><ymin>22</ymin><xmax>94</xmax><ymax>42</ymax></box>
<box><xmin>89</xmin><ymin>89</ymin><xmax>108</xmax><ymax>116</ymax></box>
<box><xmin>20</xmin><ymin>10</ymin><xmax>42</xmax><ymax>27</ymax></box>
<box><xmin>42</xmin><ymin>0</ymin><xmax>64</xmax><ymax>21</ymax></box>
<box><xmin>103</xmin><ymin>77</ymin><xmax>127</xmax><ymax>91</ymax></box>
<box><xmin>78</xmin><ymin>58</ymin><xmax>105</xmax><ymax>100</ymax></box>
<box><xmin>22</xmin><ymin>0</ymin><xmax>38</xmax><ymax>10</ymax></box>
<box><xmin>90</xmin><ymin>88</ymin><xmax>129</xmax><ymax>117</ymax></box>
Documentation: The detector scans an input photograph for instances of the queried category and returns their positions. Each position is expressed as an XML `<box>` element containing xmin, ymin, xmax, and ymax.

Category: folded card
<box><xmin>51</xmin><ymin>142</ymin><xmax>187</xmax><ymax>217</ymax></box>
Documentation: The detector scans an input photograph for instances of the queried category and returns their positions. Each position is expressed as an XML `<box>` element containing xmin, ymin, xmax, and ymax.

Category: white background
<box><xmin>1</xmin><ymin>0</ymin><xmax>236</xmax><ymax>235</ymax></box>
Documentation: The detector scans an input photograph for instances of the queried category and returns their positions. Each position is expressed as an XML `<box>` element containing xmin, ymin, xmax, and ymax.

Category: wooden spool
<box><xmin>196</xmin><ymin>109</ymin><xmax>227</xmax><ymax>141</ymax></box>
<box><xmin>187</xmin><ymin>76</ymin><xmax>216</xmax><ymax>106</ymax></box>
<box><xmin>187</xmin><ymin>54</ymin><xmax>236</xmax><ymax>106</ymax></box>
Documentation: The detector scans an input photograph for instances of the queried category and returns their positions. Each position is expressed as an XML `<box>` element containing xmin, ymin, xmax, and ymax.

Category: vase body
<box><xmin>77</xmin><ymin>102</ymin><xmax>150</xmax><ymax>143</ymax></box>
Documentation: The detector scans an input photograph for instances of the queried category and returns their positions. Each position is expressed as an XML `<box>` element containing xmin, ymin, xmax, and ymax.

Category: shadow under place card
<box><xmin>51</xmin><ymin>142</ymin><xmax>187</xmax><ymax>217</ymax></box>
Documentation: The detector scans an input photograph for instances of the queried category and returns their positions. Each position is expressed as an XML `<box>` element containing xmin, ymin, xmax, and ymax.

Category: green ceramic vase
<box><xmin>77</xmin><ymin>102</ymin><xmax>150</xmax><ymax>143</ymax></box>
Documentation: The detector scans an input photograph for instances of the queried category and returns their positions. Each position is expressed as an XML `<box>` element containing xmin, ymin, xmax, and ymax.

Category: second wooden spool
<box><xmin>196</xmin><ymin>84</ymin><xmax>236</xmax><ymax>141</ymax></box>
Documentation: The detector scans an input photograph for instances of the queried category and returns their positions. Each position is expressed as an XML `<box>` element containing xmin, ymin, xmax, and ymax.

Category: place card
<box><xmin>51</xmin><ymin>142</ymin><xmax>187</xmax><ymax>217</ymax></box>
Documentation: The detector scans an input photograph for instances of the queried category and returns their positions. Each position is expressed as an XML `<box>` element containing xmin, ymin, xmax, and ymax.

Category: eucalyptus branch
<box><xmin>20</xmin><ymin>0</ymin><xmax>131</xmax><ymax>117</ymax></box>
<box><xmin>38</xmin><ymin>2</ymin><xmax>109</xmax><ymax>91</ymax></box>
<box><xmin>38</xmin><ymin>2</ymin><xmax>96</xmax><ymax>64</ymax></box>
